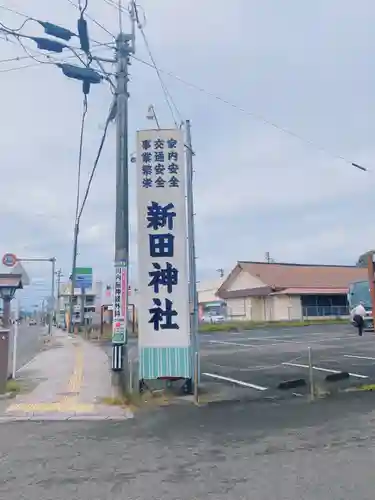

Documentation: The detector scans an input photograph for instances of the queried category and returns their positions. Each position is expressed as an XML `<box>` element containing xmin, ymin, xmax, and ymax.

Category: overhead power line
<box><xmin>133</xmin><ymin>3</ymin><xmax>183</xmax><ymax>127</ymax></box>
<box><xmin>77</xmin><ymin>99</ymin><xmax>116</xmax><ymax>220</ymax></box>
<box><xmin>0</xmin><ymin>41</ymin><xmax>114</xmax><ymax>73</ymax></box>
<box><xmin>104</xmin><ymin>0</ymin><xmax>183</xmax><ymax>126</ymax></box>
<box><xmin>0</xmin><ymin>1</ymin><xmax>368</xmax><ymax>173</ymax></box>
<box><xmin>75</xmin><ymin>94</ymin><xmax>89</xmax><ymax>223</ymax></box>
<box><xmin>131</xmin><ymin>55</ymin><xmax>370</xmax><ymax>173</ymax></box>
<box><xmin>0</xmin><ymin>4</ymin><xmax>33</xmax><ymax>20</ymax></box>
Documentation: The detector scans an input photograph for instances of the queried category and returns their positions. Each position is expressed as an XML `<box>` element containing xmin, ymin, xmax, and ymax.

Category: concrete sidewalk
<box><xmin>1</xmin><ymin>329</ymin><xmax>133</xmax><ymax>421</ymax></box>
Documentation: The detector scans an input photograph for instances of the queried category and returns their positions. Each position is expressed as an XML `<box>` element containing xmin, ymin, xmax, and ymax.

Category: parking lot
<box><xmin>200</xmin><ymin>324</ymin><xmax>375</xmax><ymax>397</ymax></box>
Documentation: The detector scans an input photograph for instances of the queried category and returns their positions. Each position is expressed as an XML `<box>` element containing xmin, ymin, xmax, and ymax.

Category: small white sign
<box><xmin>112</xmin><ymin>263</ymin><xmax>128</xmax><ymax>344</ymax></box>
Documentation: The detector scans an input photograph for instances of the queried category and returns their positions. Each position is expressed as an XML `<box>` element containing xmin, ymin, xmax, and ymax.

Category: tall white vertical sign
<box><xmin>136</xmin><ymin>129</ymin><xmax>190</xmax><ymax>374</ymax></box>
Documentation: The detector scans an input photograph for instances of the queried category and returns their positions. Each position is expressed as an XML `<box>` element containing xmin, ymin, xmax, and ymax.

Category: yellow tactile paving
<box><xmin>6</xmin><ymin>402</ymin><xmax>94</xmax><ymax>413</ymax></box>
<box><xmin>6</xmin><ymin>342</ymin><xmax>94</xmax><ymax>415</ymax></box>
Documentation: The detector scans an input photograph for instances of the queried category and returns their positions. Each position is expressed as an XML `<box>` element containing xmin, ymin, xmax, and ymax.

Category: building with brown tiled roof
<box><xmin>215</xmin><ymin>261</ymin><xmax>368</xmax><ymax>321</ymax></box>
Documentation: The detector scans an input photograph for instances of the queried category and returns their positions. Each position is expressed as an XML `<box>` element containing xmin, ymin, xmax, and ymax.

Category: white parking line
<box><xmin>202</xmin><ymin>372</ymin><xmax>268</xmax><ymax>391</ymax></box>
<box><xmin>209</xmin><ymin>340</ymin><xmax>256</xmax><ymax>347</ymax></box>
<box><xmin>344</xmin><ymin>354</ymin><xmax>375</xmax><ymax>361</ymax></box>
<box><xmin>282</xmin><ymin>362</ymin><xmax>368</xmax><ymax>379</ymax></box>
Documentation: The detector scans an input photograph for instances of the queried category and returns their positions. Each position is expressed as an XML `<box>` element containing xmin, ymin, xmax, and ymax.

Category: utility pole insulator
<box><xmin>77</xmin><ymin>18</ymin><xmax>90</xmax><ymax>54</ymax></box>
<box><xmin>32</xmin><ymin>37</ymin><xmax>67</xmax><ymax>53</ymax></box>
<box><xmin>37</xmin><ymin>21</ymin><xmax>75</xmax><ymax>41</ymax></box>
<box><xmin>58</xmin><ymin>64</ymin><xmax>102</xmax><ymax>84</ymax></box>
<box><xmin>82</xmin><ymin>81</ymin><xmax>90</xmax><ymax>95</ymax></box>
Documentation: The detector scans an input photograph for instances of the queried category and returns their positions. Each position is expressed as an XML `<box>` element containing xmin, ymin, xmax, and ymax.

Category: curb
<box><xmin>0</xmin><ymin>392</ymin><xmax>14</xmax><ymax>400</ymax></box>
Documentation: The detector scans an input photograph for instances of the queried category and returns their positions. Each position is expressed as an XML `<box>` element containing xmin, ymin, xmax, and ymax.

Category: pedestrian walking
<box><xmin>351</xmin><ymin>301</ymin><xmax>366</xmax><ymax>336</ymax></box>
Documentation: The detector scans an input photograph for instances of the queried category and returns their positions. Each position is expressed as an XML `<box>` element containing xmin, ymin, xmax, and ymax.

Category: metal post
<box><xmin>2</xmin><ymin>299</ymin><xmax>11</xmax><ymax>329</ymax></box>
<box><xmin>129</xmin><ymin>357</ymin><xmax>133</xmax><ymax>394</ymax></box>
<box><xmin>80</xmin><ymin>288</ymin><xmax>85</xmax><ymax>328</ymax></box>
<box><xmin>69</xmin><ymin>222</ymin><xmax>79</xmax><ymax>333</ymax></box>
<box><xmin>111</xmin><ymin>32</ymin><xmax>133</xmax><ymax>384</ymax></box>
<box><xmin>56</xmin><ymin>269</ymin><xmax>62</xmax><ymax>327</ymax></box>
<box><xmin>193</xmin><ymin>351</ymin><xmax>199</xmax><ymax>405</ymax></box>
<box><xmin>49</xmin><ymin>258</ymin><xmax>56</xmax><ymax>335</ymax></box>
<box><xmin>308</xmin><ymin>346</ymin><xmax>315</xmax><ymax>401</ymax></box>
<box><xmin>185</xmin><ymin>120</ymin><xmax>200</xmax><ymax>386</ymax></box>
<box><xmin>12</xmin><ymin>299</ymin><xmax>19</xmax><ymax>379</ymax></box>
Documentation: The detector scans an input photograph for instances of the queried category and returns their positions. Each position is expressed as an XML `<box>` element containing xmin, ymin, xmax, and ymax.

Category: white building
<box><xmin>57</xmin><ymin>281</ymin><xmax>102</xmax><ymax>326</ymax></box>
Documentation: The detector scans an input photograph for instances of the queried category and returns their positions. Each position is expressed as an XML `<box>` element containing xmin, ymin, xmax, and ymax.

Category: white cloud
<box><xmin>0</xmin><ymin>0</ymin><xmax>375</xmax><ymax>305</ymax></box>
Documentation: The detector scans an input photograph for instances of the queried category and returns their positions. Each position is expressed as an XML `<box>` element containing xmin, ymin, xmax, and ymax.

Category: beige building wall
<box><xmin>226</xmin><ymin>270</ymin><xmax>266</xmax><ymax>291</ymax></box>
<box><xmin>263</xmin><ymin>295</ymin><xmax>303</xmax><ymax>321</ymax></box>
<box><xmin>226</xmin><ymin>294</ymin><xmax>303</xmax><ymax>322</ymax></box>
<box><xmin>218</xmin><ymin>269</ymin><xmax>306</xmax><ymax>322</ymax></box>
<box><xmin>226</xmin><ymin>297</ymin><xmax>247</xmax><ymax>319</ymax></box>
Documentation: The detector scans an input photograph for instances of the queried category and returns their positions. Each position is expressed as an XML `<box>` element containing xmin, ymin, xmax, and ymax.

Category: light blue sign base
<box><xmin>139</xmin><ymin>347</ymin><xmax>192</xmax><ymax>379</ymax></box>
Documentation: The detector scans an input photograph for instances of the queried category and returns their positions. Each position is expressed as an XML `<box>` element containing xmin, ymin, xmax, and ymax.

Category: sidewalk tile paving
<box><xmin>1</xmin><ymin>329</ymin><xmax>133</xmax><ymax>421</ymax></box>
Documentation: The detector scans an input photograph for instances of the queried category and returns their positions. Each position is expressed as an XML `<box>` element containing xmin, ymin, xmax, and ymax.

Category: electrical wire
<box><xmin>102</xmin><ymin>0</ymin><xmax>176</xmax><ymax>118</ymax></box>
<box><xmin>78</xmin><ymin>0</ymin><xmax>89</xmax><ymax>16</ymax></box>
<box><xmin>1</xmin><ymin>1</ymin><xmax>368</xmax><ymax>173</ymax></box>
<box><xmin>0</xmin><ymin>4</ymin><xmax>34</xmax><ymax>21</ymax></box>
<box><xmin>0</xmin><ymin>41</ymin><xmax>115</xmax><ymax>73</ymax></box>
<box><xmin>0</xmin><ymin>17</ymin><xmax>32</xmax><ymax>32</ymax></box>
<box><xmin>118</xmin><ymin>0</ymin><xmax>123</xmax><ymax>32</ymax></box>
<box><xmin>0</xmin><ymin>53</ymin><xmax>32</xmax><ymax>64</ymax></box>
<box><xmin>133</xmin><ymin>3</ymin><xmax>183</xmax><ymax>127</ymax></box>
<box><xmin>93</xmin><ymin>57</ymin><xmax>116</xmax><ymax>92</ymax></box>
<box><xmin>15</xmin><ymin>37</ymin><xmax>59</xmax><ymax>66</ymax></box>
<box><xmin>0</xmin><ymin>3</ymin><xmax>111</xmax><ymax>47</ymax></box>
<box><xmin>132</xmin><ymin>55</ymin><xmax>370</xmax><ymax>173</ymax></box>
<box><xmin>75</xmin><ymin>94</ymin><xmax>89</xmax><ymax>223</ymax></box>
<box><xmin>77</xmin><ymin>100</ymin><xmax>115</xmax><ymax>221</ymax></box>
<box><xmin>0</xmin><ymin>24</ymin><xmax>105</xmax><ymax>68</ymax></box>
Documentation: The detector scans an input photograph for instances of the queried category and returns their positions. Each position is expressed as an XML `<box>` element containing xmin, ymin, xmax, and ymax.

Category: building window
<box><xmin>301</xmin><ymin>294</ymin><xmax>349</xmax><ymax>317</ymax></box>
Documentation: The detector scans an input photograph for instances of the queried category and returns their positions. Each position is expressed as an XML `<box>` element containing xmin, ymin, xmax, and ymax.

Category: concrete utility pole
<box><xmin>56</xmin><ymin>269</ymin><xmax>62</xmax><ymax>300</ymax></box>
<box><xmin>111</xmin><ymin>31</ymin><xmax>135</xmax><ymax>385</ymax></box>
<box><xmin>56</xmin><ymin>269</ymin><xmax>62</xmax><ymax>324</ymax></box>
<box><xmin>68</xmin><ymin>224</ymin><xmax>79</xmax><ymax>333</ymax></box>
<box><xmin>50</xmin><ymin>257</ymin><xmax>56</xmax><ymax>334</ymax></box>
<box><xmin>185</xmin><ymin>120</ymin><xmax>199</xmax><ymax>390</ymax></box>
<box><xmin>0</xmin><ymin>3</ymin><xmax>136</xmax><ymax>387</ymax></box>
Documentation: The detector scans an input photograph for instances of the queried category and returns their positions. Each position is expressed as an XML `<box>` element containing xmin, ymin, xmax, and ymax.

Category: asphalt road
<box><xmin>2</xmin><ymin>324</ymin><xmax>375</xmax><ymax>498</ymax></box>
<box><xmin>200</xmin><ymin>324</ymin><xmax>375</xmax><ymax>396</ymax></box>
<box><xmin>2</xmin><ymin>392</ymin><xmax>375</xmax><ymax>499</ymax></box>
<box><xmin>8</xmin><ymin>324</ymin><xmax>45</xmax><ymax>374</ymax></box>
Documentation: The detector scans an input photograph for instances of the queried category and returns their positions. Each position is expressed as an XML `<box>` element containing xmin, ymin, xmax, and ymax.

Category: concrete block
<box><xmin>277</xmin><ymin>378</ymin><xmax>307</xmax><ymax>390</ymax></box>
<box><xmin>325</xmin><ymin>372</ymin><xmax>350</xmax><ymax>382</ymax></box>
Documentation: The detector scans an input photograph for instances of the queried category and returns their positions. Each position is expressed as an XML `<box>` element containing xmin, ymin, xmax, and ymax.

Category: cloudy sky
<box><xmin>0</xmin><ymin>0</ymin><xmax>374</xmax><ymax>306</ymax></box>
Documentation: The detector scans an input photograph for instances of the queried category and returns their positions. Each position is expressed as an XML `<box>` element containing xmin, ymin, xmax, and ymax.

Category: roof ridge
<box><xmin>239</xmin><ymin>261</ymin><xmax>359</xmax><ymax>269</ymax></box>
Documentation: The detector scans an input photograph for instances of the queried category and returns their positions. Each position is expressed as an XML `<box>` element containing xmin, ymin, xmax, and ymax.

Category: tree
<box><xmin>356</xmin><ymin>250</ymin><xmax>375</xmax><ymax>268</ymax></box>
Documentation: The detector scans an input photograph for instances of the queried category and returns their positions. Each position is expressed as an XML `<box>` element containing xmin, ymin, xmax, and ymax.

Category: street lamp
<box><xmin>0</xmin><ymin>274</ymin><xmax>23</xmax><ymax>328</ymax></box>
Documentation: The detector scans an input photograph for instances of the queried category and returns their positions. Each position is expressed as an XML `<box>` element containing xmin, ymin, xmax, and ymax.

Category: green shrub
<box><xmin>198</xmin><ymin>318</ymin><xmax>347</xmax><ymax>332</ymax></box>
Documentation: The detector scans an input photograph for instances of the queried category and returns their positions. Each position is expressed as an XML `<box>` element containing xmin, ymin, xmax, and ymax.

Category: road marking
<box><xmin>202</xmin><ymin>372</ymin><xmax>268</xmax><ymax>391</ymax></box>
<box><xmin>282</xmin><ymin>362</ymin><xmax>368</xmax><ymax>379</ymax></box>
<box><xmin>7</xmin><ymin>342</ymin><xmax>95</xmax><ymax>415</ymax></box>
<box><xmin>344</xmin><ymin>354</ymin><xmax>375</xmax><ymax>361</ymax></box>
<box><xmin>6</xmin><ymin>402</ymin><xmax>94</xmax><ymax>413</ymax></box>
<box><xmin>209</xmin><ymin>340</ymin><xmax>256</xmax><ymax>347</ymax></box>
<box><xmin>208</xmin><ymin>336</ymin><xmax>348</xmax><ymax>347</ymax></box>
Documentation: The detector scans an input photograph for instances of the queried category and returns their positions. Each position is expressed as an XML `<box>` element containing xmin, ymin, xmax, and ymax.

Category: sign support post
<box><xmin>11</xmin><ymin>299</ymin><xmax>19</xmax><ymax>380</ymax></box>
